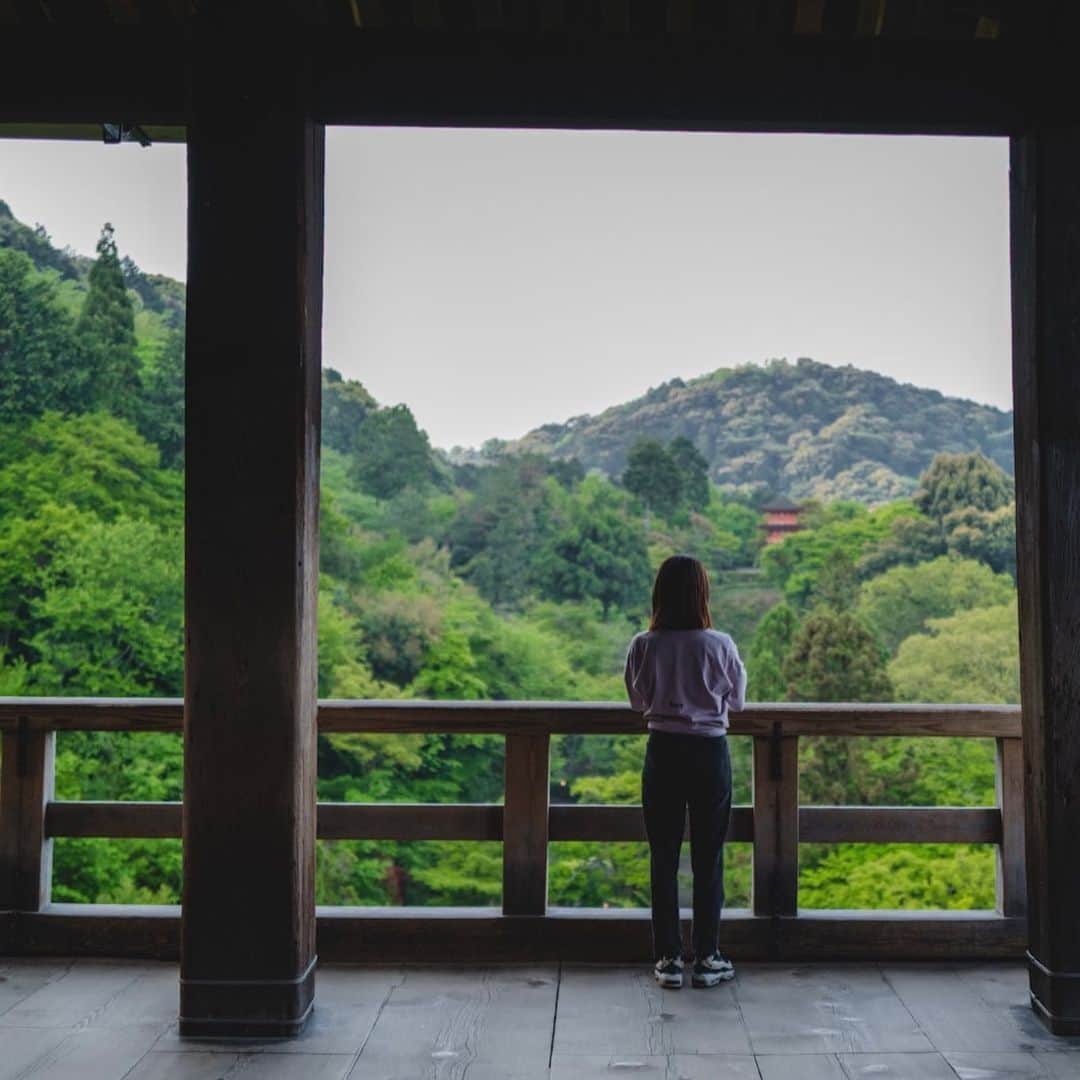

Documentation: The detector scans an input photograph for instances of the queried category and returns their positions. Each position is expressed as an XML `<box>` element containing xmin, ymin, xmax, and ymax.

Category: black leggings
<box><xmin>641</xmin><ymin>730</ymin><xmax>733</xmax><ymax>962</ymax></box>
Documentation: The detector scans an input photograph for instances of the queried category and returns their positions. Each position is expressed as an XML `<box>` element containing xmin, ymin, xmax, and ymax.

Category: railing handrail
<box><xmin>0</xmin><ymin>697</ymin><xmax>1023</xmax><ymax>737</ymax></box>
<box><xmin>0</xmin><ymin>697</ymin><xmax>1026</xmax><ymax>932</ymax></box>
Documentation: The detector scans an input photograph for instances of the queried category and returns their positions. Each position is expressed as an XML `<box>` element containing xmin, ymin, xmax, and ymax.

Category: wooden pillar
<box><xmin>995</xmin><ymin>736</ymin><xmax>1026</xmax><ymax>918</ymax></box>
<box><xmin>0</xmin><ymin>722</ymin><xmax>54</xmax><ymax>911</ymax></box>
<box><xmin>502</xmin><ymin>733</ymin><xmax>550</xmax><ymax>915</ymax></box>
<box><xmin>751</xmin><ymin>726</ymin><xmax>798</xmax><ymax>920</ymax></box>
<box><xmin>180</xmin><ymin>30</ymin><xmax>323</xmax><ymax>1038</ymax></box>
<box><xmin>1011</xmin><ymin>129</ymin><xmax>1080</xmax><ymax>1035</ymax></box>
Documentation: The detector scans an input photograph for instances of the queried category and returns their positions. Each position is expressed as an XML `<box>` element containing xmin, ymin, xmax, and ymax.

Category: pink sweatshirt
<box><xmin>624</xmin><ymin>628</ymin><xmax>747</xmax><ymax>737</ymax></box>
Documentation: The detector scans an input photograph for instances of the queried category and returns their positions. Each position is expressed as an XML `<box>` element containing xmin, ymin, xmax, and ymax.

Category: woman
<box><xmin>625</xmin><ymin>554</ymin><xmax>747</xmax><ymax>989</ymax></box>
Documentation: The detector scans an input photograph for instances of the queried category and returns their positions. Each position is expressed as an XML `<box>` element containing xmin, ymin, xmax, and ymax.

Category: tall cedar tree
<box><xmin>622</xmin><ymin>438</ymin><xmax>683</xmax><ymax>518</ymax></box>
<box><xmin>668</xmin><ymin>435</ymin><xmax>711</xmax><ymax>511</ymax></box>
<box><xmin>136</xmin><ymin>328</ymin><xmax>185</xmax><ymax>468</ymax></box>
<box><xmin>77</xmin><ymin>224</ymin><xmax>140</xmax><ymax>421</ymax></box>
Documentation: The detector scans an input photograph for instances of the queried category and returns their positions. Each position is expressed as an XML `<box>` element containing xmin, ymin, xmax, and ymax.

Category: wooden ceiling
<box><xmin>0</xmin><ymin>0</ymin><xmax>1007</xmax><ymax>41</ymax></box>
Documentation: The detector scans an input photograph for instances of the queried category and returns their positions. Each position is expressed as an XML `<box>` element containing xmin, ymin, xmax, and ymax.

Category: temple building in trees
<box><xmin>762</xmin><ymin>496</ymin><xmax>803</xmax><ymax>544</ymax></box>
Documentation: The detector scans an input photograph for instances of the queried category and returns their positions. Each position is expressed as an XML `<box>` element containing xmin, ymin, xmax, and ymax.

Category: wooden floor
<box><xmin>1</xmin><ymin>959</ymin><xmax>1079</xmax><ymax>1078</ymax></box>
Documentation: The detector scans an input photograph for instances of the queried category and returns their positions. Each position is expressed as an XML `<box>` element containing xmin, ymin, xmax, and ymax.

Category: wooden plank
<box><xmin>757</xmin><ymin>1057</ymin><xmax>846</xmax><ymax>1080</ymax></box>
<box><xmin>752</xmin><ymin>732</ymin><xmax>799</xmax><ymax>917</ymax></box>
<box><xmin>0</xmin><ymin>906</ymin><xmax>1027</xmax><ymax>963</ymax></box>
<box><xmin>353</xmin><ymin>965</ymin><xmax>558</xmax><ymax>1076</ymax></box>
<box><xmin>502</xmin><ymin>733</ymin><xmax>549</xmax><ymax>915</ymax></box>
<box><xmin>995</xmin><ymin>737</ymin><xmax>1026</xmax><ymax>917</ymax></box>
<box><xmin>317</xmin><ymin>802</ymin><xmax>502</xmax><ymax>840</ymax></box>
<box><xmin>1</xmin><ymin>905</ymin><xmax>180</xmax><ymax>960</ymax></box>
<box><xmin>0</xmin><ymin>726</ymin><xmax>54</xmax><ymax>911</ymax></box>
<box><xmin>45</xmin><ymin>801</ymin><xmax>181</xmax><ymax>839</ymax></box>
<box><xmin>734</xmin><ymin>963</ymin><xmax>931</xmax><ymax>1054</ymax></box>
<box><xmin>884</xmin><ymin>964</ymin><xmax>1071</xmax><ymax>1054</ymax></box>
<box><xmin>319</xmin><ymin>701</ymin><xmax>1025</xmax><ymax>738</ymax></box>
<box><xmin>833</xmin><ymin>1054</ymin><xmax>956</xmax><ymax>1079</ymax></box>
<box><xmin>549</xmin><ymin>804</ymin><xmax>753</xmax><ymax>842</ymax></box>
<box><xmin>799</xmin><ymin>806</ymin><xmax>1001</xmax><ymax>844</ymax></box>
<box><xmin>40</xmin><ymin>799</ymin><xmax>753</xmax><ymax>843</ymax></box>
<box><xmin>553</xmin><ymin>965</ymin><xmax>752</xmax><ymax>1055</ymax></box>
<box><xmin>37</xmin><ymin>801</ymin><xmax>1008</xmax><ymax>846</ymax></box>
<box><xmin>180</xmin><ymin>29</ymin><xmax>323</xmax><ymax>1039</ymax></box>
<box><xmin>0</xmin><ymin>698</ymin><xmax>1022</xmax><ymax>738</ymax></box>
<box><xmin>1011</xmin><ymin>129</ymin><xmax>1080</xmax><ymax>1036</ymax></box>
<box><xmin>0</xmin><ymin>699</ymin><xmax>183</xmax><ymax>733</ymax></box>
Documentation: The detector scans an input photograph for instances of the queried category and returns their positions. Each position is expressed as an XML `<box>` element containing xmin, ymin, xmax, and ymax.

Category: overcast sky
<box><xmin>1</xmin><ymin>129</ymin><xmax>1010</xmax><ymax>450</ymax></box>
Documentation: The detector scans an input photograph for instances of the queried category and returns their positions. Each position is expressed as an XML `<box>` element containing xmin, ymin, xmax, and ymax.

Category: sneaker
<box><xmin>692</xmin><ymin>953</ymin><xmax>735</xmax><ymax>987</ymax></box>
<box><xmin>653</xmin><ymin>956</ymin><xmax>684</xmax><ymax>989</ymax></box>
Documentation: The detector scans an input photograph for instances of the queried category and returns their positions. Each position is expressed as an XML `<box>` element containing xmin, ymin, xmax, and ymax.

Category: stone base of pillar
<box><xmin>179</xmin><ymin>955</ymin><xmax>316</xmax><ymax>1038</ymax></box>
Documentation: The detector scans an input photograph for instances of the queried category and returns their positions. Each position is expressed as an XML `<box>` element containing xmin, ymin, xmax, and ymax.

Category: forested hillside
<box><xmin>502</xmin><ymin>359</ymin><xmax>1014</xmax><ymax>504</ymax></box>
<box><xmin>0</xmin><ymin>204</ymin><xmax>1020</xmax><ymax>913</ymax></box>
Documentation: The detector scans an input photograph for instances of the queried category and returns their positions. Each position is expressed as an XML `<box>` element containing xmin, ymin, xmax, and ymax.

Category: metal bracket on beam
<box><xmin>102</xmin><ymin>123</ymin><xmax>152</xmax><ymax>147</ymax></box>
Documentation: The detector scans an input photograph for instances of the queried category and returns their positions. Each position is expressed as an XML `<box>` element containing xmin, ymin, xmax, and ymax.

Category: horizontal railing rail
<box><xmin>0</xmin><ymin>698</ymin><xmax>1023</xmax><ymax>737</ymax></box>
<box><xmin>0</xmin><ymin>698</ymin><xmax>1026</xmax><ymax>961</ymax></box>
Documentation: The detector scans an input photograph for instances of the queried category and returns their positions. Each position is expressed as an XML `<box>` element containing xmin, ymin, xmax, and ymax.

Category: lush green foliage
<box><xmin>0</xmin><ymin>204</ymin><xmax>1021</xmax><ymax>914</ymax></box>
<box><xmin>511</xmin><ymin>357</ymin><xmax>1014</xmax><ymax>503</ymax></box>
<box><xmin>857</xmin><ymin>556</ymin><xmax>1015</xmax><ymax>655</ymax></box>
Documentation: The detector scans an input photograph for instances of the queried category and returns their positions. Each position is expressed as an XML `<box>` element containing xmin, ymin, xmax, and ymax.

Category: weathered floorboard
<box><xmin>553</xmin><ymin>965</ymin><xmax>752</xmax><ymax>1056</ymax></box>
<box><xmin>883</xmin><ymin>963</ymin><xmax>1080</xmax><ymax>1053</ymax></box>
<box><xmin>351</xmin><ymin>966</ymin><xmax>558</xmax><ymax>1077</ymax></box>
<box><xmin>733</xmin><ymin>963</ymin><xmax>931</xmax><ymax>1054</ymax></box>
<box><xmin>756</xmin><ymin>1055</ymin><xmax>847</xmax><ymax>1080</ymax></box>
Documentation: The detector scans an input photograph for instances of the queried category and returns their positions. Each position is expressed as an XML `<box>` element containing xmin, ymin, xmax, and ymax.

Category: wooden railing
<box><xmin>0</xmin><ymin>699</ymin><xmax>1026</xmax><ymax>961</ymax></box>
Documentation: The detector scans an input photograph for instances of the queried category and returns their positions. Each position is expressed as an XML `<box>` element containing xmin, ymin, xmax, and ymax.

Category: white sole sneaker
<box><xmin>691</xmin><ymin>967</ymin><xmax>735</xmax><ymax>987</ymax></box>
<box><xmin>654</xmin><ymin>970</ymin><xmax>683</xmax><ymax>989</ymax></box>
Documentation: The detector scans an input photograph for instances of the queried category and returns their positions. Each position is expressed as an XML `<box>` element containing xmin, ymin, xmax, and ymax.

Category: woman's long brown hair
<box><xmin>649</xmin><ymin>555</ymin><xmax>713</xmax><ymax>631</ymax></box>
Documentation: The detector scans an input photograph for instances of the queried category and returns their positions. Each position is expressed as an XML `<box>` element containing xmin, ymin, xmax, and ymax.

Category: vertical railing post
<box><xmin>0</xmin><ymin>719</ymin><xmax>54</xmax><ymax>911</ymax></box>
<box><xmin>995</xmin><ymin>735</ymin><xmax>1027</xmax><ymax>917</ymax></box>
<box><xmin>502</xmin><ymin>732</ymin><xmax>550</xmax><ymax>916</ymax></box>
<box><xmin>752</xmin><ymin>723</ymin><xmax>798</xmax><ymax>918</ymax></box>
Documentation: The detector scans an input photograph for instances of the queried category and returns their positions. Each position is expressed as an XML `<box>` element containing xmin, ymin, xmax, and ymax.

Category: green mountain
<box><xmin>2</xmin><ymin>199</ymin><xmax>1012</xmax><ymax>507</ymax></box>
<box><xmin>507</xmin><ymin>360</ymin><xmax>1014</xmax><ymax>504</ymax></box>
<box><xmin>0</xmin><ymin>199</ymin><xmax>185</xmax><ymax>327</ymax></box>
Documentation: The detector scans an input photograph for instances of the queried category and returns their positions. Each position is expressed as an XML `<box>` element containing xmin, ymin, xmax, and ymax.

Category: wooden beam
<box><xmin>1011</xmin><ymin>127</ymin><xmax>1080</xmax><ymax>1036</ymax></box>
<box><xmin>0</xmin><ymin>905</ymin><xmax>1026</xmax><ymax>963</ymax></box>
<box><xmin>549</xmin><ymin>804</ymin><xmax>754</xmax><ymax>843</ymax></box>
<box><xmin>799</xmin><ymin>806</ymin><xmax>1002</xmax><ymax>844</ymax></box>
<box><xmin>38</xmin><ymin>800</ymin><xmax>1008</xmax><ymax>847</ymax></box>
<box><xmin>0</xmin><ymin>725</ymin><xmax>54</xmax><ymax>910</ymax></box>
<box><xmin>317</xmin><ymin>802</ymin><xmax>502</xmax><ymax>841</ymax></box>
<box><xmin>0</xmin><ymin>698</ymin><xmax>1023</xmax><ymax>739</ymax></box>
<box><xmin>45</xmin><ymin>801</ymin><xmax>181</xmax><ymax>839</ymax></box>
<box><xmin>181</xmin><ymin>25</ymin><xmax>323</xmax><ymax>1039</ymax></box>
<box><xmin>752</xmin><ymin>730</ymin><xmax>799</xmax><ymax>918</ymax></box>
<box><xmin>502</xmin><ymin>733</ymin><xmax>549</xmax><ymax>915</ymax></box>
<box><xmin>311</xmin><ymin>29</ymin><xmax>1025</xmax><ymax>134</ymax></box>
<box><xmin>995</xmin><ymin>737</ymin><xmax>1026</xmax><ymax>917</ymax></box>
<box><xmin>319</xmin><ymin>700</ymin><xmax>1022</xmax><ymax>737</ymax></box>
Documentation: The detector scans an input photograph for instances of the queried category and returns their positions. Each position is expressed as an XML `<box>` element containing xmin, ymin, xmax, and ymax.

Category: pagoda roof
<box><xmin>761</xmin><ymin>496</ymin><xmax>803</xmax><ymax>512</ymax></box>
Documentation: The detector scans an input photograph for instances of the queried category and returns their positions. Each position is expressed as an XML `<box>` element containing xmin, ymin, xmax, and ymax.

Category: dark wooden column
<box><xmin>1011</xmin><ymin>129</ymin><xmax>1080</xmax><ymax>1036</ymax></box>
<box><xmin>181</xmin><ymin>32</ymin><xmax>323</xmax><ymax>1038</ymax></box>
